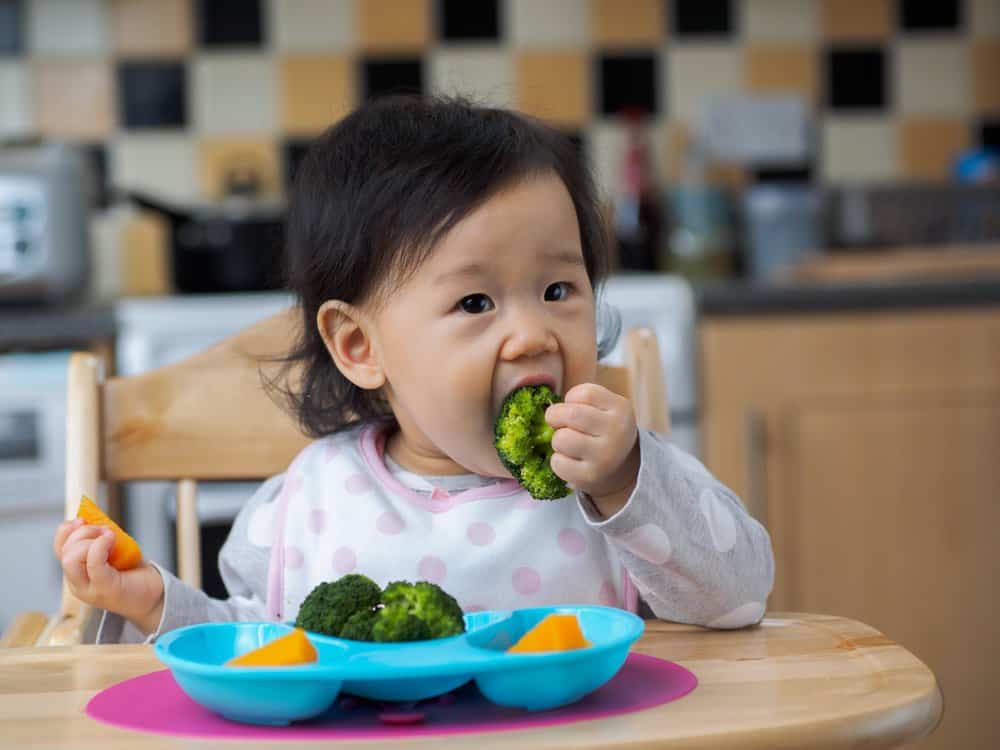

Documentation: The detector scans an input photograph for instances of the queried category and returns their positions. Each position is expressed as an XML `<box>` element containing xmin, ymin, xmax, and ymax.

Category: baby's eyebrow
<box><xmin>434</xmin><ymin>250</ymin><xmax>585</xmax><ymax>285</ymax></box>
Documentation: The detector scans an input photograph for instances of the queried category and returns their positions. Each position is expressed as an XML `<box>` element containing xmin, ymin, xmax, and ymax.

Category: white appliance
<box><xmin>118</xmin><ymin>277</ymin><xmax>699</xmax><ymax>588</ymax></box>
<box><xmin>0</xmin><ymin>351</ymin><xmax>73</xmax><ymax>631</ymax></box>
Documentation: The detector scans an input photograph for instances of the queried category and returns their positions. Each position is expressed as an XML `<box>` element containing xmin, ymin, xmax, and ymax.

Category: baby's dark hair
<box><xmin>276</xmin><ymin>94</ymin><xmax>613</xmax><ymax>438</ymax></box>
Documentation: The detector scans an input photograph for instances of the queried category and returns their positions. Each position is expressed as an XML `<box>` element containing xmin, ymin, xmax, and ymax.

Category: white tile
<box><xmin>428</xmin><ymin>48</ymin><xmax>514</xmax><ymax>108</ymax></box>
<box><xmin>744</xmin><ymin>0</ymin><xmax>816</xmax><ymax>40</ymax></box>
<box><xmin>666</xmin><ymin>44</ymin><xmax>742</xmax><ymax>124</ymax></box>
<box><xmin>896</xmin><ymin>40</ymin><xmax>970</xmax><ymax>115</ymax></box>
<box><xmin>193</xmin><ymin>55</ymin><xmax>277</xmax><ymax>134</ymax></box>
<box><xmin>111</xmin><ymin>134</ymin><xmax>200</xmax><ymax>203</ymax></box>
<box><xmin>270</xmin><ymin>0</ymin><xmax>354</xmax><ymax>50</ymax></box>
<box><xmin>969</xmin><ymin>0</ymin><xmax>1000</xmax><ymax>37</ymax></box>
<box><xmin>0</xmin><ymin>62</ymin><xmax>31</xmax><ymax>136</ymax></box>
<box><xmin>507</xmin><ymin>0</ymin><xmax>588</xmax><ymax>48</ymax></box>
<box><xmin>28</xmin><ymin>0</ymin><xmax>106</xmax><ymax>55</ymax></box>
<box><xmin>587</xmin><ymin>119</ymin><xmax>668</xmax><ymax>203</ymax></box>
<box><xmin>821</xmin><ymin>117</ymin><xmax>897</xmax><ymax>183</ymax></box>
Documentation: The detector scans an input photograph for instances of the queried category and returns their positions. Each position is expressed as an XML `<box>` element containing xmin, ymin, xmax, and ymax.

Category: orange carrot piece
<box><xmin>227</xmin><ymin>628</ymin><xmax>318</xmax><ymax>667</ymax></box>
<box><xmin>76</xmin><ymin>495</ymin><xmax>143</xmax><ymax>571</ymax></box>
<box><xmin>507</xmin><ymin>613</ymin><xmax>592</xmax><ymax>653</ymax></box>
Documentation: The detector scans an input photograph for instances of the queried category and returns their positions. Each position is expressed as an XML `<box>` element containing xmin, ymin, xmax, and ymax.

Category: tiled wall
<box><xmin>0</xmin><ymin>0</ymin><xmax>998</xmax><ymax>206</ymax></box>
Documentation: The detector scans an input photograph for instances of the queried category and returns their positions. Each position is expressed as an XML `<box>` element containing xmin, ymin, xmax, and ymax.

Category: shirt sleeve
<box><xmin>577</xmin><ymin>430</ymin><xmax>775</xmax><ymax>629</ymax></box>
<box><xmin>94</xmin><ymin>473</ymin><xmax>285</xmax><ymax>644</ymax></box>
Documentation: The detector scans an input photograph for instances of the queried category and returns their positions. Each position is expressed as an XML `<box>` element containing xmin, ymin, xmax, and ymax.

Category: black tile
<box><xmin>752</xmin><ymin>163</ymin><xmax>813</xmax><ymax>183</ymax></box>
<box><xmin>672</xmin><ymin>0</ymin><xmax>732</xmax><ymax>36</ymax></box>
<box><xmin>283</xmin><ymin>138</ymin><xmax>314</xmax><ymax>190</ymax></box>
<box><xmin>440</xmin><ymin>0</ymin><xmax>499</xmax><ymax>40</ymax></box>
<box><xmin>118</xmin><ymin>61</ymin><xmax>187</xmax><ymax>129</ymax></box>
<box><xmin>826</xmin><ymin>48</ymin><xmax>887</xmax><ymax>111</ymax></box>
<box><xmin>197</xmin><ymin>0</ymin><xmax>264</xmax><ymax>47</ymax></box>
<box><xmin>0</xmin><ymin>0</ymin><xmax>22</xmax><ymax>55</ymax></box>
<box><xmin>363</xmin><ymin>59</ymin><xmax>424</xmax><ymax>99</ymax></box>
<box><xmin>599</xmin><ymin>55</ymin><xmax>659</xmax><ymax>116</ymax></box>
<box><xmin>899</xmin><ymin>0</ymin><xmax>961</xmax><ymax>31</ymax></box>
<box><xmin>981</xmin><ymin>120</ymin><xmax>1000</xmax><ymax>150</ymax></box>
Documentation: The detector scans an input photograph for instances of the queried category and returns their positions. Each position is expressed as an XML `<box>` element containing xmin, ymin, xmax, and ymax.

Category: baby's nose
<box><xmin>500</xmin><ymin>312</ymin><xmax>557</xmax><ymax>360</ymax></box>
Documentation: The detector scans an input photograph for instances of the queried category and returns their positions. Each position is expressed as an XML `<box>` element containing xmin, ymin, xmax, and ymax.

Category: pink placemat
<box><xmin>86</xmin><ymin>653</ymin><xmax>697</xmax><ymax>740</ymax></box>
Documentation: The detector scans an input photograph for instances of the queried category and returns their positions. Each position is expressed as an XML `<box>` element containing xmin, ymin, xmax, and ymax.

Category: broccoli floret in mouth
<box><xmin>494</xmin><ymin>384</ymin><xmax>571</xmax><ymax>500</ymax></box>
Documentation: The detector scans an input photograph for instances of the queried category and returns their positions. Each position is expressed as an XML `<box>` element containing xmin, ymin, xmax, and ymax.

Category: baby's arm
<box><xmin>579</xmin><ymin>431</ymin><xmax>775</xmax><ymax>629</ymax></box>
<box><xmin>89</xmin><ymin>474</ymin><xmax>284</xmax><ymax>644</ymax></box>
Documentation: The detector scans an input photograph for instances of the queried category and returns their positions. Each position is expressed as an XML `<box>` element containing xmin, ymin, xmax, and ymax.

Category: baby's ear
<box><xmin>317</xmin><ymin>301</ymin><xmax>386</xmax><ymax>390</ymax></box>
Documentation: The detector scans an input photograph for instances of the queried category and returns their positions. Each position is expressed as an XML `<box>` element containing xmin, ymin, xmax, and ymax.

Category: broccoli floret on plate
<box><xmin>339</xmin><ymin>609</ymin><xmax>378</xmax><ymax>641</ymax></box>
<box><xmin>294</xmin><ymin>574</ymin><xmax>381</xmax><ymax>637</ymax></box>
<box><xmin>379</xmin><ymin>580</ymin><xmax>466</xmax><ymax>639</ymax></box>
<box><xmin>494</xmin><ymin>384</ymin><xmax>571</xmax><ymax>500</ymax></box>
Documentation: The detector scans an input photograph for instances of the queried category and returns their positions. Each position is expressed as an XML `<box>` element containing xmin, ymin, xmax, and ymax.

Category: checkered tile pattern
<box><xmin>0</xmin><ymin>0</ymin><xmax>997</xmax><ymax>204</ymax></box>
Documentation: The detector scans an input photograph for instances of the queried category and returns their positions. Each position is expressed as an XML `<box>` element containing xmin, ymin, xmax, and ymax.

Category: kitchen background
<box><xmin>0</xmin><ymin>2</ymin><xmax>998</xmax><ymax>749</ymax></box>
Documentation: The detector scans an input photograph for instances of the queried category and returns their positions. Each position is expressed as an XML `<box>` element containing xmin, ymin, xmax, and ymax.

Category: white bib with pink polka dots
<box><xmin>265</xmin><ymin>419</ymin><xmax>636</xmax><ymax>621</ymax></box>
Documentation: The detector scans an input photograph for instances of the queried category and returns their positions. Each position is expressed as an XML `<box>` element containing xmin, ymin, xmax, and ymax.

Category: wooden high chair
<box><xmin>0</xmin><ymin>310</ymin><xmax>668</xmax><ymax>648</ymax></box>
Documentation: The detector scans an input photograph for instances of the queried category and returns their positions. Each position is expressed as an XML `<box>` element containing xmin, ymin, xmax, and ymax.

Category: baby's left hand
<box><xmin>545</xmin><ymin>383</ymin><xmax>640</xmax><ymax>505</ymax></box>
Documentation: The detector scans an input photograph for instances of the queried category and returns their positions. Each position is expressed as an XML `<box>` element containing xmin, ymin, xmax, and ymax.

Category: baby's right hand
<box><xmin>53</xmin><ymin>519</ymin><xmax>164</xmax><ymax>629</ymax></box>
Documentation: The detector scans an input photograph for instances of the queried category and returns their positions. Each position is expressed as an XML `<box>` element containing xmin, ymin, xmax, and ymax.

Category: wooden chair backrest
<box><xmin>52</xmin><ymin>309</ymin><xmax>668</xmax><ymax>644</ymax></box>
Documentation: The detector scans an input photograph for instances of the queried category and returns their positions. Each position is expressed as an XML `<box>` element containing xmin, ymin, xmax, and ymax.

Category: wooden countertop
<box><xmin>0</xmin><ymin>612</ymin><xmax>942</xmax><ymax>750</ymax></box>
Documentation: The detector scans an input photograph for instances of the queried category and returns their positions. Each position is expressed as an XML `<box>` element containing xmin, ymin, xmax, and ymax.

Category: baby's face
<box><xmin>371</xmin><ymin>171</ymin><xmax>598</xmax><ymax>477</ymax></box>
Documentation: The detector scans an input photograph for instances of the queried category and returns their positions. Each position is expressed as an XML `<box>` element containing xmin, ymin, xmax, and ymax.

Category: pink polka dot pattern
<box><xmin>376</xmin><ymin>511</ymin><xmax>406</xmax><ymax>535</ymax></box>
<box><xmin>557</xmin><ymin>528</ymin><xmax>586</xmax><ymax>556</ymax></box>
<box><xmin>284</xmin><ymin>546</ymin><xmax>304</xmax><ymax>570</ymax></box>
<box><xmin>345</xmin><ymin>473</ymin><xmax>373</xmax><ymax>495</ymax></box>
<box><xmin>464</xmin><ymin>604</ymin><xmax>486</xmax><ymax>613</ymax></box>
<box><xmin>512</xmin><ymin>567</ymin><xmax>541</xmax><ymax>596</ymax></box>
<box><xmin>307</xmin><ymin>509</ymin><xmax>326</xmax><ymax>535</ymax></box>
<box><xmin>332</xmin><ymin>546</ymin><xmax>357</xmax><ymax>574</ymax></box>
<box><xmin>418</xmin><ymin>556</ymin><xmax>447</xmax><ymax>584</ymax></box>
<box><xmin>467</xmin><ymin>522</ymin><xmax>495</xmax><ymax>546</ymax></box>
<box><xmin>598</xmin><ymin>580</ymin><xmax>618</xmax><ymax>606</ymax></box>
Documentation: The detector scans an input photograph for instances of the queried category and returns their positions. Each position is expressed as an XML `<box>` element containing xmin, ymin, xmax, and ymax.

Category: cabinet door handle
<box><xmin>745</xmin><ymin>410</ymin><xmax>768</xmax><ymax>528</ymax></box>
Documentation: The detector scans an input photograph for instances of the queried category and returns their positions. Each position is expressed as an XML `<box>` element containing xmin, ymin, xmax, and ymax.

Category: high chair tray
<box><xmin>154</xmin><ymin>605</ymin><xmax>645</xmax><ymax>725</ymax></box>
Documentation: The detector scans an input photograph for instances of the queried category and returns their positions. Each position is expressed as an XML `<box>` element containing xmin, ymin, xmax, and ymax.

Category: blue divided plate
<box><xmin>154</xmin><ymin>605</ymin><xmax>645</xmax><ymax>725</ymax></box>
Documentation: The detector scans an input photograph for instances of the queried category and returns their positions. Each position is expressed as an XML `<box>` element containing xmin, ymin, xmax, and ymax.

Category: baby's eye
<box><xmin>544</xmin><ymin>282</ymin><xmax>573</xmax><ymax>302</ymax></box>
<box><xmin>457</xmin><ymin>293</ymin><xmax>494</xmax><ymax>314</ymax></box>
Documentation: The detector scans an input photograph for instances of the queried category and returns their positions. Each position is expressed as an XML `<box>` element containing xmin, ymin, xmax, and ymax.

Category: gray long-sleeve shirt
<box><xmin>97</xmin><ymin>428</ymin><xmax>774</xmax><ymax>643</ymax></box>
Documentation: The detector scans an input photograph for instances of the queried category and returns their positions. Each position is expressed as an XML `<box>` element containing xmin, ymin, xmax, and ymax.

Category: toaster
<box><xmin>0</xmin><ymin>142</ymin><xmax>91</xmax><ymax>304</ymax></box>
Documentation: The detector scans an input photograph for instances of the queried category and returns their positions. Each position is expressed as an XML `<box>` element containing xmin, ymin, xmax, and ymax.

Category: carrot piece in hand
<box><xmin>76</xmin><ymin>495</ymin><xmax>143</xmax><ymax>571</ymax></box>
<box><xmin>507</xmin><ymin>613</ymin><xmax>592</xmax><ymax>653</ymax></box>
<box><xmin>227</xmin><ymin>628</ymin><xmax>318</xmax><ymax>667</ymax></box>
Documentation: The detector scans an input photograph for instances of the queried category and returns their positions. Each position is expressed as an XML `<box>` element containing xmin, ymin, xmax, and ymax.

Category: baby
<box><xmin>53</xmin><ymin>96</ymin><xmax>773</xmax><ymax>643</ymax></box>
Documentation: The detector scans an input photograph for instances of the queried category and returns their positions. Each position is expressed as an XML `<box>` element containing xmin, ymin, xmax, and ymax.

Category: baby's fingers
<box><xmin>86</xmin><ymin>530</ymin><xmax>118</xmax><ymax>591</ymax></box>
<box><xmin>61</xmin><ymin>526</ymin><xmax>106</xmax><ymax>588</ymax></box>
<box><xmin>53</xmin><ymin>518</ymin><xmax>84</xmax><ymax>560</ymax></box>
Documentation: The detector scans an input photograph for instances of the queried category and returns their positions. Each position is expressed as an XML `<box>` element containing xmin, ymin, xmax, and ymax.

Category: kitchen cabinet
<box><xmin>701</xmin><ymin>307</ymin><xmax>1000</xmax><ymax>750</ymax></box>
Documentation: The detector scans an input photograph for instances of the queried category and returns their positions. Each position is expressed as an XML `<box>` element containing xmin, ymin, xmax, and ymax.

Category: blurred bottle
<box><xmin>666</xmin><ymin>187</ymin><xmax>734</xmax><ymax>280</ymax></box>
<box><xmin>613</xmin><ymin>110</ymin><xmax>662</xmax><ymax>271</ymax></box>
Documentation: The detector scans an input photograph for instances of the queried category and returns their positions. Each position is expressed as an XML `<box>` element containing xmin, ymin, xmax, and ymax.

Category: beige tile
<box><xmin>896</xmin><ymin>41</ymin><xmax>970</xmax><ymax>115</ymax></box>
<box><xmin>199</xmin><ymin>138</ymin><xmax>281</xmax><ymax>200</ymax></box>
<box><xmin>110</xmin><ymin>0</ymin><xmax>193</xmax><ymax>56</ymax></box>
<box><xmin>745</xmin><ymin>44</ymin><xmax>818</xmax><ymax>100</ymax></box>
<box><xmin>972</xmin><ymin>42</ymin><xmax>1000</xmax><ymax>112</ymax></box>
<box><xmin>358</xmin><ymin>0</ymin><xmax>429</xmax><ymax>51</ymax></box>
<box><xmin>428</xmin><ymin>48</ymin><xmax>514</xmax><ymax>108</ymax></box>
<box><xmin>899</xmin><ymin>118</ymin><xmax>970</xmax><ymax>181</ymax></box>
<box><xmin>667</xmin><ymin>44</ymin><xmax>742</xmax><ymax>124</ymax></box>
<box><xmin>193</xmin><ymin>55</ymin><xmax>277</xmax><ymax>134</ymax></box>
<box><xmin>591</xmin><ymin>0</ymin><xmax>665</xmax><ymax>47</ymax></box>
<box><xmin>969</xmin><ymin>0</ymin><xmax>1000</xmax><ymax>38</ymax></box>
<box><xmin>34</xmin><ymin>61</ymin><xmax>114</xmax><ymax>140</ymax></box>
<box><xmin>0</xmin><ymin>62</ymin><xmax>31</xmax><ymax>136</ymax></box>
<box><xmin>272</xmin><ymin>0</ymin><xmax>355</xmax><ymax>51</ymax></box>
<box><xmin>280</xmin><ymin>55</ymin><xmax>355</xmax><ymax>135</ymax></box>
<box><xmin>745</xmin><ymin>0</ymin><xmax>817</xmax><ymax>40</ymax></box>
<box><xmin>821</xmin><ymin>116</ymin><xmax>897</xmax><ymax>182</ymax></box>
<box><xmin>821</xmin><ymin>0</ymin><xmax>890</xmax><ymax>41</ymax></box>
<box><xmin>516</xmin><ymin>51</ymin><xmax>590</xmax><ymax>127</ymax></box>
<box><xmin>28</xmin><ymin>0</ymin><xmax>106</xmax><ymax>55</ymax></box>
<box><xmin>508</xmin><ymin>0</ymin><xmax>588</xmax><ymax>48</ymax></box>
<box><xmin>111</xmin><ymin>134</ymin><xmax>199</xmax><ymax>204</ymax></box>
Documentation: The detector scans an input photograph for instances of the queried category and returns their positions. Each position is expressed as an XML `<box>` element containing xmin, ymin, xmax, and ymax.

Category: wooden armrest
<box><xmin>34</xmin><ymin>605</ymin><xmax>93</xmax><ymax>647</ymax></box>
<box><xmin>0</xmin><ymin>611</ymin><xmax>49</xmax><ymax>648</ymax></box>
